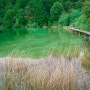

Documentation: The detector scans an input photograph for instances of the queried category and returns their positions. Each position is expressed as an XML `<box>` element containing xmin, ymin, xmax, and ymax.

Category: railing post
<box><xmin>79</xmin><ymin>32</ymin><xmax>80</xmax><ymax>37</ymax></box>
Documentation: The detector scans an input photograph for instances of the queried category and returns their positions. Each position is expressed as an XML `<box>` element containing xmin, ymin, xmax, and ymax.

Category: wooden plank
<box><xmin>70</xmin><ymin>28</ymin><xmax>90</xmax><ymax>36</ymax></box>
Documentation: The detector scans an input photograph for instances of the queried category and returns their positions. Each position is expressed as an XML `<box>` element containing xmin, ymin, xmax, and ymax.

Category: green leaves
<box><xmin>83</xmin><ymin>1</ymin><xmax>90</xmax><ymax>18</ymax></box>
<box><xmin>3</xmin><ymin>9</ymin><xmax>16</xmax><ymax>29</ymax></box>
<box><xmin>50</xmin><ymin>2</ymin><xmax>63</xmax><ymax>22</ymax></box>
<box><xmin>15</xmin><ymin>9</ymin><xmax>25</xmax><ymax>26</ymax></box>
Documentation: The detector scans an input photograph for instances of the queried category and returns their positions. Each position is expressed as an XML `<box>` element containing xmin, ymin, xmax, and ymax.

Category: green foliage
<box><xmin>69</xmin><ymin>9</ymin><xmax>81</xmax><ymax>24</ymax></box>
<box><xmin>70</xmin><ymin>0</ymin><xmax>79</xmax><ymax>2</ymax></box>
<box><xmin>73</xmin><ymin>0</ymin><xmax>84</xmax><ymax>9</ymax></box>
<box><xmin>64</xmin><ymin>0</ymin><xmax>84</xmax><ymax>12</ymax></box>
<box><xmin>64</xmin><ymin>1</ymin><xmax>72</xmax><ymax>12</ymax></box>
<box><xmin>0</xmin><ymin>0</ymin><xmax>7</xmax><ymax>24</ymax></box>
<box><xmin>59</xmin><ymin>9</ymin><xmax>81</xmax><ymax>26</ymax></box>
<box><xmin>83</xmin><ymin>16</ymin><xmax>90</xmax><ymax>31</ymax></box>
<box><xmin>26</xmin><ymin>0</ymin><xmax>48</xmax><ymax>27</ymax></box>
<box><xmin>0</xmin><ymin>0</ymin><xmax>88</xmax><ymax>36</ymax></box>
<box><xmin>76</xmin><ymin>1</ymin><xmax>90</xmax><ymax>31</ymax></box>
<box><xmin>14</xmin><ymin>27</ymin><xmax>28</xmax><ymax>36</ymax></box>
<box><xmin>15</xmin><ymin>9</ymin><xmax>25</xmax><ymax>26</ymax></box>
<box><xmin>3</xmin><ymin>9</ymin><xmax>16</xmax><ymax>29</ymax></box>
<box><xmin>16</xmin><ymin>0</ymin><xmax>29</xmax><ymax>8</ymax></box>
<box><xmin>59</xmin><ymin>13</ymin><xmax>70</xmax><ymax>26</ymax></box>
<box><xmin>50</xmin><ymin>2</ymin><xmax>63</xmax><ymax>22</ymax></box>
<box><xmin>72</xmin><ymin>14</ymin><xmax>90</xmax><ymax>31</ymax></box>
<box><xmin>83</xmin><ymin>1</ymin><xmax>90</xmax><ymax>17</ymax></box>
<box><xmin>0</xmin><ymin>0</ymin><xmax>86</xmax><ymax>28</ymax></box>
<box><xmin>27</xmin><ymin>21</ymin><xmax>39</xmax><ymax>28</ymax></box>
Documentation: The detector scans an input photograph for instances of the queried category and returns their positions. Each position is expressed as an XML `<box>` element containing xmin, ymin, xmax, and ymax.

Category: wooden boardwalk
<box><xmin>70</xmin><ymin>27</ymin><xmax>90</xmax><ymax>40</ymax></box>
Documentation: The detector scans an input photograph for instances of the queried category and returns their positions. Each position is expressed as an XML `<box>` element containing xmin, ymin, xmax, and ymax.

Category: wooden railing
<box><xmin>70</xmin><ymin>27</ymin><xmax>90</xmax><ymax>40</ymax></box>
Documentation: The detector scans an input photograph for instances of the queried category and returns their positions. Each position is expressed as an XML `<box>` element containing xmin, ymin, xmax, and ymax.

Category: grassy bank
<box><xmin>0</xmin><ymin>28</ymin><xmax>85</xmax><ymax>58</ymax></box>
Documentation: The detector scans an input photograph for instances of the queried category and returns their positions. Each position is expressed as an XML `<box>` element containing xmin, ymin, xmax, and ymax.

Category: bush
<box><xmin>26</xmin><ymin>21</ymin><xmax>39</xmax><ymax>28</ymax></box>
<box><xmin>69</xmin><ymin>9</ymin><xmax>81</xmax><ymax>24</ymax></box>
<box><xmin>59</xmin><ymin>9</ymin><xmax>81</xmax><ymax>26</ymax></box>
<box><xmin>50</xmin><ymin>2</ymin><xmax>63</xmax><ymax>22</ymax></box>
<box><xmin>83</xmin><ymin>1</ymin><xmax>90</xmax><ymax>18</ymax></box>
<box><xmin>3</xmin><ymin>28</ymin><xmax>16</xmax><ymax>37</ymax></box>
<box><xmin>13</xmin><ymin>26</ymin><xmax>28</xmax><ymax>36</ymax></box>
<box><xmin>3</xmin><ymin>9</ymin><xmax>16</xmax><ymax>29</ymax></box>
<box><xmin>74</xmin><ymin>1</ymin><xmax>90</xmax><ymax>31</ymax></box>
<box><xmin>59</xmin><ymin>13</ymin><xmax>70</xmax><ymax>26</ymax></box>
<box><xmin>74</xmin><ymin>0</ymin><xmax>84</xmax><ymax>9</ymax></box>
<box><xmin>64</xmin><ymin>1</ymin><xmax>72</xmax><ymax>12</ymax></box>
<box><xmin>80</xmin><ymin>1</ymin><xmax>90</xmax><ymax>31</ymax></box>
<box><xmin>72</xmin><ymin>15</ymin><xmax>90</xmax><ymax>31</ymax></box>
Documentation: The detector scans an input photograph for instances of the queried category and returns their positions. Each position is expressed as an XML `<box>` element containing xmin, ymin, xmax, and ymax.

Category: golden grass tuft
<box><xmin>0</xmin><ymin>55</ymin><xmax>90</xmax><ymax>90</ymax></box>
<box><xmin>81</xmin><ymin>51</ymin><xmax>90</xmax><ymax>71</ymax></box>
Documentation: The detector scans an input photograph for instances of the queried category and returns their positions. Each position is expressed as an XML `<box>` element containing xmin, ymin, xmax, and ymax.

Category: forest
<box><xmin>0</xmin><ymin>0</ymin><xmax>90</xmax><ymax>36</ymax></box>
<box><xmin>0</xmin><ymin>0</ymin><xmax>90</xmax><ymax>90</ymax></box>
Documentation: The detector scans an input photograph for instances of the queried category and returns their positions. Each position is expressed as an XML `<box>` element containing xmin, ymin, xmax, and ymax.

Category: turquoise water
<box><xmin>0</xmin><ymin>28</ymin><xmax>84</xmax><ymax>58</ymax></box>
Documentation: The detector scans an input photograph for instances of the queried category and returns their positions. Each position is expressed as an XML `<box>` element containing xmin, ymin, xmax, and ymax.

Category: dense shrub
<box><xmin>69</xmin><ymin>9</ymin><xmax>81</xmax><ymax>24</ymax></box>
<box><xmin>79</xmin><ymin>1</ymin><xmax>90</xmax><ymax>31</ymax></box>
<box><xmin>59</xmin><ymin>9</ymin><xmax>81</xmax><ymax>26</ymax></box>
<box><xmin>73</xmin><ymin>15</ymin><xmax>90</xmax><ymax>31</ymax></box>
<box><xmin>59</xmin><ymin>13</ymin><xmax>70</xmax><ymax>26</ymax></box>
<box><xmin>14</xmin><ymin>27</ymin><xmax>28</xmax><ymax>36</ymax></box>
<box><xmin>74</xmin><ymin>0</ymin><xmax>84</xmax><ymax>9</ymax></box>
<box><xmin>15</xmin><ymin>9</ymin><xmax>26</xmax><ymax>26</ymax></box>
<box><xmin>3</xmin><ymin>10</ymin><xmax>16</xmax><ymax>29</ymax></box>
<box><xmin>27</xmin><ymin>21</ymin><xmax>39</xmax><ymax>28</ymax></box>
<box><xmin>83</xmin><ymin>1</ymin><xmax>90</xmax><ymax>18</ymax></box>
<box><xmin>50</xmin><ymin>2</ymin><xmax>63</xmax><ymax>22</ymax></box>
<box><xmin>64</xmin><ymin>1</ymin><xmax>72</xmax><ymax>12</ymax></box>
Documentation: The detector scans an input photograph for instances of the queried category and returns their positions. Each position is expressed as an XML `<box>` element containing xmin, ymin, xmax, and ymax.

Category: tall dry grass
<box><xmin>0</xmin><ymin>54</ymin><xmax>90</xmax><ymax>90</ymax></box>
<box><xmin>80</xmin><ymin>42</ymin><xmax>90</xmax><ymax>77</ymax></box>
<box><xmin>81</xmin><ymin>51</ymin><xmax>90</xmax><ymax>71</ymax></box>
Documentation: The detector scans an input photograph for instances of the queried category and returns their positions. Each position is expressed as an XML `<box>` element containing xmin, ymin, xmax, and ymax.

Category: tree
<box><xmin>26</xmin><ymin>0</ymin><xmax>48</xmax><ymax>27</ymax></box>
<box><xmin>70</xmin><ymin>0</ymin><xmax>79</xmax><ymax>2</ymax></box>
<box><xmin>50</xmin><ymin>2</ymin><xmax>63</xmax><ymax>22</ymax></box>
<box><xmin>0</xmin><ymin>0</ymin><xmax>8</xmax><ymax>25</ymax></box>
<box><xmin>16</xmin><ymin>0</ymin><xmax>29</xmax><ymax>8</ymax></box>
<box><xmin>3</xmin><ymin>9</ymin><xmax>16</xmax><ymax>29</ymax></box>
<box><xmin>15</xmin><ymin>9</ymin><xmax>25</xmax><ymax>27</ymax></box>
<box><xmin>74</xmin><ymin>0</ymin><xmax>84</xmax><ymax>9</ymax></box>
<box><xmin>42</xmin><ymin>0</ymin><xmax>56</xmax><ymax>16</ymax></box>
<box><xmin>64</xmin><ymin>1</ymin><xmax>72</xmax><ymax>13</ymax></box>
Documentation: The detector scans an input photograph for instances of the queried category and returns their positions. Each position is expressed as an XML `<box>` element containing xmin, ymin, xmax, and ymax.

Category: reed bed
<box><xmin>0</xmin><ymin>53</ymin><xmax>90</xmax><ymax>90</ymax></box>
<box><xmin>81</xmin><ymin>51</ymin><xmax>90</xmax><ymax>71</ymax></box>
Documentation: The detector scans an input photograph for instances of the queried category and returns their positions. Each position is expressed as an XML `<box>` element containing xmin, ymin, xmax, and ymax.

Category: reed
<box><xmin>0</xmin><ymin>55</ymin><xmax>90</xmax><ymax>90</ymax></box>
<box><xmin>81</xmin><ymin>51</ymin><xmax>90</xmax><ymax>71</ymax></box>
